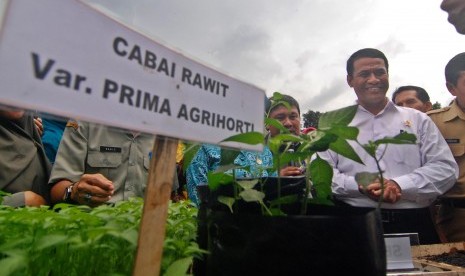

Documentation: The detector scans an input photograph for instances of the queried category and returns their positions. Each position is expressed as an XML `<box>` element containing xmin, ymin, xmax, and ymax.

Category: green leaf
<box><xmin>35</xmin><ymin>234</ymin><xmax>68</xmax><ymax>250</ymax></box>
<box><xmin>239</xmin><ymin>189</ymin><xmax>265</xmax><ymax>203</ymax></box>
<box><xmin>307</xmin><ymin>132</ymin><xmax>337</xmax><ymax>152</ymax></box>
<box><xmin>164</xmin><ymin>257</ymin><xmax>193</xmax><ymax>276</ymax></box>
<box><xmin>220</xmin><ymin>148</ymin><xmax>241</xmax><ymax>166</ymax></box>
<box><xmin>221</xmin><ymin>131</ymin><xmax>265</xmax><ymax>145</ymax></box>
<box><xmin>236</xmin><ymin>179</ymin><xmax>259</xmax><ymax>190</ymax></box>
<box><xmin>374</xmin><ymin>132</ymin><xmax>417</xmax><ymax>146</ymax></box>
<box><xmin>318</xmin><ymin>105</ymin><xmax>357</xmax><ymax>129</ymax></box>
<box><xmin>270</xmin><ymin>133</ymin><xmax>302</xmax><ymax>143</ymax></box>
<box><xmin>355</xmin><ymin>172</ymin><xmax>380</xmax><ymax>187</ymax></box>
<box><xmin>265</xmin><ymin>118</ymin><xmax>288</xmax><ymax>134</ymax></box>
<box><xmin>309</xmin><ymin>156</ymin><xmax>333</xmax><ymax>200</ymax></box>
<box><xmin>329</xmin><ymin>138</ymin><xmax>364</xmax><ymax>164</ymax></box>
<box><xmin>267</xmin><ymin>92</ymin><xmax>293</xmax><ymax>118</ymax></box>
<box><xmin>267</xmin><ymin>137</ymin><xmax>282</xmax><ymax>155</ymax></box>
<box><xmin>325</xmin><ymin>126</ymin><xmax>359</xmax><ymax>140</ymax></box>
<box><xmin>0</xmin><ymin>252</ymin><xmax>27</xmax><ymax>276</ymax></box>
<box><xmin>269</xmin><ymin>194</ymin><xmax>299</xmax><ymax>206</ymax></box>
<box><xmin>307</xmin><ymin>198</ymin><xmax>334</xmax><ymax>206</ymax></box>
<box><xmin>218</xmin><ymin>196</ymin><xmax>236</xmax><ymax>213</ymax></box>
<box><xmin>268</xmin><ymin>208</ymin><xmax>286</xmax><ymax>216</ymax></box>
<box><xmin>362</xmin><ymin>142</ymin><xmax>377</xmax><ymax>157</ymax></box>
<box><xmin>273</xmin><ymin>150</ymin><xmax>307</xmax><ymax>168</ymax></box>
<box><xmin>182</xmin><ymin>143</ymin><xmax>201</xmax><ymax>174</ymax></box>
<box><xmin>207</xmin><ymin>172</ymin><xmax>234</xmax><ymax>190</ymax></box>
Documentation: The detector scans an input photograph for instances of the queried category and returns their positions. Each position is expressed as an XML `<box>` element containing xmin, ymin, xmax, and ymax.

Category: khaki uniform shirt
<box><xmin>428</xmin><ymin>100</ymin><xmax>465</xmax><ymax>198</ymax></box>
<box><xmin>0</xmin><ymin>114</ymin><xmax>51</xmax><ymax>206</ymax></box>
<box><xmin>49</xmin><ymin>121</ymin><xmax>178</xmax><ymax>203</ymax></box>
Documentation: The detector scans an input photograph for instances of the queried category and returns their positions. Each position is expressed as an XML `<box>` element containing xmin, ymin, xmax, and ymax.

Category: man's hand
<box><xmin>280</xmin><ymin>165</ymin><xmax>305</xmax><ymax>176</ymax></box>
<box><xmin>359</xmin><ymin>178</ymin><xmax>402</xmax><ymax>203</ymax></box>
<box><xmin>33</xmin><ymin>117</ymin><xmax>43</xmax><ymax>136</ymax></box>
<box><xmin>72</xmin><ymin>173</ymin><xmax>114</xmax><ymax>206</ymax></box>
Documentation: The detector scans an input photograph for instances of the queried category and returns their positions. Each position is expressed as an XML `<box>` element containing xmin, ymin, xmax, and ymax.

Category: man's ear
<box><xmin>425</xmin><ymin>101</ymin><xmax>433</xmax><ymax>112</ymax></box>
<box><xmin>446</xmin><ymin>82</ymin><xmax>457</xmax><ymax>96</ymax></box>
<box><xmin>347</xmin><ymin>75</ymin><xmax>353</xmax><ymax>88</ymax></box>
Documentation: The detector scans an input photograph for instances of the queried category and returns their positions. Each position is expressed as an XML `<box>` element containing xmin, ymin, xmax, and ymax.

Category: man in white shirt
<box><xmin>318</xmin><ymin>48</ymin><xmax>458</xmax><ymax>244</ymax></box>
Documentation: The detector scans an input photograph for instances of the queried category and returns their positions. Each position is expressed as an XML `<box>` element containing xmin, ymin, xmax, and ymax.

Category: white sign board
<box><xmin>385</xmin><ymin>236</ymin><xmax>415</xmax><ymax>271</ymax></box>
<box><xmin>0</xmin><ymin>0</ymin><xmax>265</xmax><ymax>150</ymax></box>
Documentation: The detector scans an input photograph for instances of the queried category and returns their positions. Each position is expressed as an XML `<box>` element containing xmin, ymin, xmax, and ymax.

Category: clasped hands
<box><xmin>71</xmin><ymin>173</ymin><xmax>114</xmax><ymax>206</ymax></box>
<box><xmin>358</xmin><ymin>178</ymin><xmax>402</xmax><ymax>204</ymax></box>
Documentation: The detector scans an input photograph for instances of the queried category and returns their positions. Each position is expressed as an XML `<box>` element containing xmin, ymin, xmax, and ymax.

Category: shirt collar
<box><xmin>444</xmin><ymin>100</ymin><xmax>465</xmax><ymax>122</ymax></box>
<box><xmin>357</xmin><ymin>98</ymin><xmax>393</xmax><ymax>116</ymax></box>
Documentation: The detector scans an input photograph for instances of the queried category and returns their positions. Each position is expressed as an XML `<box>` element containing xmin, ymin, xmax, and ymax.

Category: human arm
<box><xmin>50</xmin><ymin>173</ymin><xmax>114</xmax><ymax>206</ymax></box>
<box><xmin>185</xmin><ymin>145</ymin><xmax>220</xmax><ymax>206</ymax></box>
<box><xmin>49</xmin><ymin>121</ymin><xmax>114</xmax><ymax>206</ymax></box>
<box><xmin>387</xmin><ymin>116</ymin><xmax>458</xmax><ymax>203</ymax></box>
<box><xmin>1</xmin><ymin>191</ymin><xmax>46</xmax><ymax>207</ymax></box>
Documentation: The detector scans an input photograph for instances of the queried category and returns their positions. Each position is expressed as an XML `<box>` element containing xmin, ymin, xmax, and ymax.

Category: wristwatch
<box><xmin>63</xmin><ymin>183</ymin><xmax>75</xmax><ymax>203</ymax></box>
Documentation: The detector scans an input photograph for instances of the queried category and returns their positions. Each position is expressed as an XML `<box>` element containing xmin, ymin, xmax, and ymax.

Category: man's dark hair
<box><xmin>268</xmin><ymin>94</ymin><xmax>300</xmax><ymax>115</ymax></box>
<box><xmin>392</xmin><ymin>85</ymin><xmax>430</xmax><ymax>103</ymax></box>
<box><xmin>346</xmin><ymin>48</ymin><xmax>389</xmax><ymax>76</ymax></box>
<box><xmin>445</xmin><ymin>52</ymin><xmax>465</xmax><ymax>86</ymax></box>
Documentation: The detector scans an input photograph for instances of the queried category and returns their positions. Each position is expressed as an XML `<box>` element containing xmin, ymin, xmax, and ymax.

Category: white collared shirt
<box><xmin>318</xmin><ymin>101</ymin><xmax>458</xmax><ymax>209</ymax></box>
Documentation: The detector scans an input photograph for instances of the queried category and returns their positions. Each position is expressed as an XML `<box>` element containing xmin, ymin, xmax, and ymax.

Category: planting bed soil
<box><xmin>425</xmin><ymin>249</ymin><xmax>465</xmax><ymax>268</ymax></box>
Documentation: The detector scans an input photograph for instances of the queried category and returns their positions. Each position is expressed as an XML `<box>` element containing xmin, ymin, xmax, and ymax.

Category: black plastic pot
<box><xmin>194</xmin><ymin>184</ymin><xmax>386</xmax><ymax>276</ymax></box>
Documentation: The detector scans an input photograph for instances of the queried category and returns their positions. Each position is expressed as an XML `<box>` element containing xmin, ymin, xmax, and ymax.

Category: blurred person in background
<box><xmin>392</xmin><ymin>85</ymin><xmax>433</xmax><ymax>113</ymax></box>
<box><xmin>48</xmin><ymin>120</ymin><xmax>179</xmax><ymax>207</ymax></box>
<box><xmin>428</xmin><ymin>52</ymin><xmax>465</xmax><ymax>242</ymax></box>
<box><xmin>186</xmin><ymin>94</ymin><xmax>304</xmax><ymax>206</ymax></box>
<box><xmin>0</xmin><ymin>106</ymin><xmax>51</xmax><ymax>207</ymax></box>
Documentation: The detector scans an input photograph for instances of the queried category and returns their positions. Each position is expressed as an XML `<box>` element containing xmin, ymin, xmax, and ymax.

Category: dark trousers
<box><xmin>380</xmin><ymin>207</ymin><xmax>439</xmax><ymax>244</ymax></box>
<box><xmin>334</xmin><ymin>199</ymin><xmax>440</xmax><ymax>245</ymax></box>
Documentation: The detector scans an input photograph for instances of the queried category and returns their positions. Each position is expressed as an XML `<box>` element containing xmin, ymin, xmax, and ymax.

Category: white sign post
<box><xmin>0</xmin><ymin>0</ymin><xmax>265</xmax><ymax>150</ymax></box>
<box><xmin>0</xmin><ymin>1</ymin><xmax>265</xmax><ymax>275</ymax></box>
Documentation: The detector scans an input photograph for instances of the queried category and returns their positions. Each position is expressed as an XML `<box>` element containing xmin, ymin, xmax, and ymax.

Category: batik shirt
<box><xmin>186</xmin><ymin>144</ymin><xmax>276</xmax><ymax>205</ymax></box>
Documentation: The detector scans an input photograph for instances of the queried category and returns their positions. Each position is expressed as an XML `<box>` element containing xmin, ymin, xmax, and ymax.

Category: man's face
<box><xmin>447</xmin><ymin>71</ymin><xmax>465</xmax><ymax>110</ymax></box>
<box><xmin>441</xmin><ymin>0</ymin><xmax>465</xmax><ymax>34</ymax></box>
<box><xmin>268</xmin><ymin>105</ymin><xmax>301</xmax><ymax>137</ymax></box>
<box><xmin>347</xmin><ymin>57</ymin><xmax>389</xmax><ymax>112</ymax></box>
<box><xmin>393</xmin><ymin>90</ymin><xmax>432</xmax><ymax>113</ymax></box>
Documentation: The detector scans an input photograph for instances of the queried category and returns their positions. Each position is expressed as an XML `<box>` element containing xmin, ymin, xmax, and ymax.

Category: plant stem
<box><xmin>374</xmin><ymin>156</ymin><xmax>385</xmax><ymax>209</ymax></box>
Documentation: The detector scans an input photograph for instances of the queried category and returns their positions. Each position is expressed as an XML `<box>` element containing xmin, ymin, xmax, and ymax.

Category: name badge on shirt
<box><xmin>100</xmin><ymin>146</ymin><xmax>122</xmax><ymax>153</ymax></box>
<box><xmin>445</xmin><ymin>138</ymin><xmax>460</xmax><ymax>144</ymax></box>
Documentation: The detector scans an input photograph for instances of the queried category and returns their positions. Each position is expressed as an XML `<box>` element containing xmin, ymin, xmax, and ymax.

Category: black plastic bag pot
<box><xmin>195</xmin><ymin>204</ymin><xmax>386</xmax><ymax>276</ymax></box>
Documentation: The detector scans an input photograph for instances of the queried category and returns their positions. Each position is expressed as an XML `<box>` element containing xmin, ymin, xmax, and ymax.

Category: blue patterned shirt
<box><xmin>186</xmin><ymin>144</ymin><xmax>276</xmax><ymax>205</ymax></box>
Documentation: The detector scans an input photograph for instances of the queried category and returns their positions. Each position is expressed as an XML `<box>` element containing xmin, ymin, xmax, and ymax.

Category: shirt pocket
<box><xmin>86</xmin><ymin>151</ymin><xmax>122</xmax><ymax>177</ymax></box>
<box><xmin>449</xmin><ymin>144</ymin><xmax>465</xmax><ymax>158</ymax></box>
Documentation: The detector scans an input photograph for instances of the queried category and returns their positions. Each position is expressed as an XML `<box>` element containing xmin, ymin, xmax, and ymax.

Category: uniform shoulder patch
<box><xmin>427</xmin><ymin>106</ymin><xmax>450</xmax><ymax>115</ymax></box>
<box><xmin>66</xmin><ymin>120</ymin><xmax>79</xmax><ymax>130</ymax></box>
